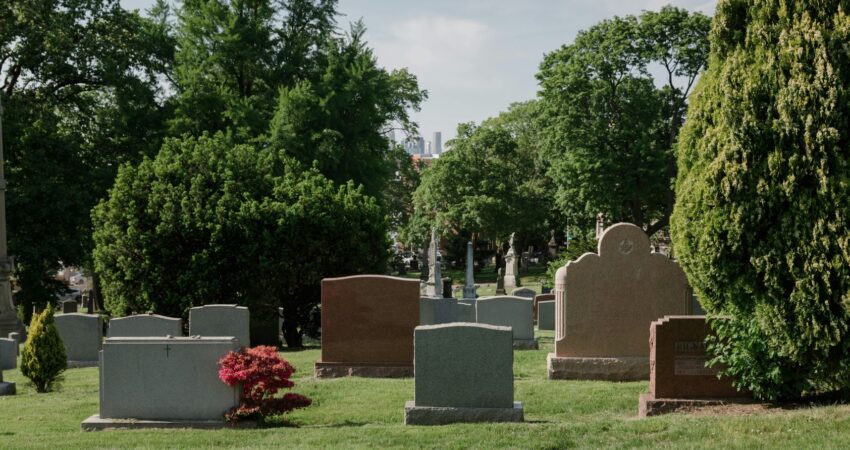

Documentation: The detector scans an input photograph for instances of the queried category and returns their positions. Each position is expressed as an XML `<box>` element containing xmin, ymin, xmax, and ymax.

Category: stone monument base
<box><xmin>81</xmin><ymin>415</ymin><xmax>256</xmax><ymax>431</ymax></box>
<box><xmin>547</xmin><ymin>353</ymin><xmax>648</xmax><ymax>381</ymax></box>
<box><xmin>638</xmin><ymin>394</ymin><xmax>755</xmax><ymax>417</ymax></box>
<box><xmin>513</xmin><ymin>339</ymin><xmax>539</xmax><ymax>350</ymax></box>
<box><xmin>404</xmin><ymin>401</ymin><xmax>523</xmax><ymax>425</ymax></box>
<box><xmin>0</xmin><ymin>381</ymin><xmax>15</xmax><ymax>395</ymax></box>
<box><xmin>314</xmin><ymin>361</ymin><xmax>413</xmax><ymax>378</ymax></box>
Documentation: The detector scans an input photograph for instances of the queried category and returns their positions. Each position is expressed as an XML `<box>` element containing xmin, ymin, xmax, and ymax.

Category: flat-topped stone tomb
<box><xmin>81</xmin><ymin>336</ymin><xmax>242</xmax><ymax>430</ymax></box>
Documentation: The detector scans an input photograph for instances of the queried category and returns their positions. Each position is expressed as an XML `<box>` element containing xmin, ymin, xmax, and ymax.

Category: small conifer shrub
<box><xmin>21</xmin><ymin>308</ymin><xmax>67</xmax><ymax>392</ymax></box>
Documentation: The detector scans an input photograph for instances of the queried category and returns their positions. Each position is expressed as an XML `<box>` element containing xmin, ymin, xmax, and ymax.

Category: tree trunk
<box><xmin>282</xmin><ymin>315</ymin><xmax>303</xmax><ymax>348</ymax></box>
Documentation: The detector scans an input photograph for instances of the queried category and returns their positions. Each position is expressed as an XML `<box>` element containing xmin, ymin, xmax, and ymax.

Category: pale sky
<box><xmin>120</xmin><ymin>0</ymin><xmax>716</xmax><ymax>143</ymax></box>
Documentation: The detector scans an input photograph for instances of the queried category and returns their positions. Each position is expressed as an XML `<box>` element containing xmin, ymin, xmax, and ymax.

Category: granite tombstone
<box><xmin>316</xmin><ymin>275</ymin><xmax>420</xmax><ymax>378</ymax></box>
<box><xmin>548</xmin><ymin>223</ymin><xmax>693</xmax><ymax>381</ymax></box>
<box><xmin>404</xmin><ymin>323</ymin><xmax>523</xmax><ymax>425</ymax></box>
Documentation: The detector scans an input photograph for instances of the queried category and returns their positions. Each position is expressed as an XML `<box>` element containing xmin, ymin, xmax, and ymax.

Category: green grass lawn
<box><xmin>3</xmin><ymin>331</ymin><xmax>850</xmax><ymax>449</ymax></box>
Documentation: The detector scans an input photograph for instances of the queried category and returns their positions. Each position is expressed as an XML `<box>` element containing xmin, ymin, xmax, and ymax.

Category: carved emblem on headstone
<box><xmin>618</xmin><ymin>238</ymin><xmax>634</xmax><ymax>255</ymax></box>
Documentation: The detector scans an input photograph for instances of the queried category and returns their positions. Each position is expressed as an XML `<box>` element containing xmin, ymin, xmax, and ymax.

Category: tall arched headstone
<box><xmin>548</xmin><ymin>223</ymin><xmax>693</xmax><ymax>381</ymax></box>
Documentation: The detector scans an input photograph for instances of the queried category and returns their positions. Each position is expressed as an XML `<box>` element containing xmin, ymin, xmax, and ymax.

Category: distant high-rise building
<box><xmin>432</xmin><ymin>132</ymin><xmax>442</xmax><ymax>155</ymax></box>
<box><xmin>417</xmin><ymin>137</ymin><xmax>425</xmax><ymax>155</ymax></box>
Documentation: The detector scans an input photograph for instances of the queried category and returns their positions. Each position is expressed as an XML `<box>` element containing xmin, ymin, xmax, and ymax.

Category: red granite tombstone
<box><xmin>315</xmin><ymin>275</ymin><xmax>420</xmax><ymax>378</ymax></box>
<box><xmin>638</xmin><ymin>316</ymin><xmax>748</xmax><ymax>416</ymax></box>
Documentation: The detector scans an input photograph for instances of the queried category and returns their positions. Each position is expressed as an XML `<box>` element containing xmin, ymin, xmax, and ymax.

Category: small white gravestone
<box><xmin>425</xmin><ymin>229</ymin><xmax>443</xmax><ymax>298</ymax></box>
<box><xmin>108</xmin><ymin>314</ymin><xmax>183</xmax><ymax>338</ymax></box>
<box><xmin>405</xmin><ymin>323</ymin><xmax>522</xmax><ymax>425</ymax></box>
<box><xmin>188</xmin><ymin>305</ymin><xmax>250</xmax><ymax>348</ymax></box>
<box><xmin>475</xmin><ymin>296</ymin><xmax>536</xmax><ymax>349</ymax></box>
<box><xmin>81</xmin><ymin>337</ymin><xmax>240</xmax><ymax>429</ymax></box>
<box><xmin>503</xmin><ymin>233</ymin><xmax>519</xmax><ymax>290</ymax></box>
<box><xmin>54</xmin><ymin>313</ymin><xmax>102</xmax><ymax>367</ymax></box>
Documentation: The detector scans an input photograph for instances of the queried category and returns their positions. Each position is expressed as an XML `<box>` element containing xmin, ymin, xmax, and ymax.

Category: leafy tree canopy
<box><xmin>93</xmin><ymin>133</ymin><xmax>389</xmax><ymax>347</ymax></box>
<box><xmin>537</xmin><ymin>6</ymin><xmax>710</xmax><ymax>236</ymax></box>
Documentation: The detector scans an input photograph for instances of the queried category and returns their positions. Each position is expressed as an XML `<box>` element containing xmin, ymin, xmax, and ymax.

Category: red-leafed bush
<box><xmin>218</xmin><ymin>346</ymin><xmax>311</xmax><ymax>422</ymax></box>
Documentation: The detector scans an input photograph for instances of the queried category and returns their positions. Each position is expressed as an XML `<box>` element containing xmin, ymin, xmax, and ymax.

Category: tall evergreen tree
<box><xmin>671</xmin><ymin>0</ymin><xmax>850</xmax><ymax>400</ymax></box>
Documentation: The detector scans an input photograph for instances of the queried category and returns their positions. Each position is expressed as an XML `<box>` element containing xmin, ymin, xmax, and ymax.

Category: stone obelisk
<box><xmin>0</xmin><ymin>96</ymin><xmax>24</xmax><ymax>338</ymax></box>
<box><xmin>462</xmin><ymin>241</ymin><xmax>476</xmax><ymax>299</ymax></box>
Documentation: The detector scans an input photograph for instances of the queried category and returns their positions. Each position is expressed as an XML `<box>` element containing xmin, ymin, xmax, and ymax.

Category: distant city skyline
<box><xmin>119</xmin><ymin>0</ymin><xmax>716</xmax><ymax>141</ymax></box>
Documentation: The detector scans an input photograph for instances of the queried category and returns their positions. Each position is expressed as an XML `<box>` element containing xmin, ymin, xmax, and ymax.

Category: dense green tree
<box><xmin>410</xmin><ymin>121</ymin><xmax>549</xmax><ymax>255</ymax></box>
<box><xmin>269</xmin><ymin>22</ymin><xmax>426</xmax><ymax>199</ymax></box>
<box><xmin>93</xmin><ymin>133</ymin><xmax>389</xmax><ymax>348</ymax></box>
<box><xmin>170</xmin><ymin>0</ymin><xmax>338</xmax><ymax>138</ymax></box>
<box><xmin>1</xmin><ymin>0</ymin><xmax>174</xmax><ymax>320</ymax></box>
<box><xmin>538</xmin><ymin>7</ymin><xmax>710</xmax><ymax>236</ymax></box>
<box><xmin>671</xmin><ymin>0</ymin><xmax>850</xmax><ymax>401</ymax></box>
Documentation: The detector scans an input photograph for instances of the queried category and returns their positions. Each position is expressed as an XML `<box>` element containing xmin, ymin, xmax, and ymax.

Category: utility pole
<box><xmin>0</xmin><ymin>95</ymin><xmax>24</xmax><ymax>336</ymax></box>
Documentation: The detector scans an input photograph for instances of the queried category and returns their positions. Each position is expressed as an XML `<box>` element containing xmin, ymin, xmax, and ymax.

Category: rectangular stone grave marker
<box><xmin>548</xmin><ymin>223</ymin><xmax>692</xmax><ymax>381</ymax></box>
<box><xmin>317</xmin><ymin>275</ymin><xmax>419</xmax><ymax>378</ymax></box>
<box><xmin>537</xmin><ymin>300</ymin><xmax>555</xmax><ymax>331</ymax></box>
<box><xmin>62</xmin><ymin>300</ymin><xmax>78</xmax><ymax>314</ymax></box>
<box><xmin>54</xmin><ymin>313</ymin><xmax>102</xmax><ymax>367</ymax></box>
<box><xmin>475</xmin><ymin>296</ymin><xmax>536</xmax><ymax>349</ymax></box>
<box><xmin>533</xmin><ymin>293</ymin><xmax>554</xmax><ymax>325</ymax></box>
<box><xmin>405</xmin><ymin>323</ymin><xmax>522</xmax><ymax>425</ymax></box>
<box><xmin>188</xmin><ymin>305</ymin><xmax>250</xmax><ymax>347</ymax></box>
<box><xmin>108</xmin><ymin>314</ymin><xmax>183</xmax><ymax>338</ymax></box>
<box><xmin>81</xmin><ymin>337</ymin><xmax>242</xmax><ymax>430</ymax></box>
<box><xmin>638</xmin><ymin>316</ymin><xmax>749</xmax><ymax>417</ymax></box>
<box><xmin>511</xmin><ymin>287</ymin><xmax>536</xmax><ymax>300</ymax></box>
<box><xmin>0</xmin><ymin>337</ymin><xmax>16</xmax><ymax>370</ymax></box>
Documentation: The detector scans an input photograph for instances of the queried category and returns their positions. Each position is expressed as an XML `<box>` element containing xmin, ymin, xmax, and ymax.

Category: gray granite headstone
<box><xmin>61</xmin><ymin>300</ymin><xmax>78</xmax><ymax>314</ymax></box>
<box><xmin>475</xmin><ymin>296</ymin><xmax>534</xmax><ymax>341</ymax></box>
<box><xmin>511</xmin><ymin>287</ymin><xmax>536</xmax><ymax>300</ymax></box>
<box><xmin>97</xmin><ymin>337</ymin><xmax>240</xmax><ymax>420</ymax></box>
<box><xmin>108</xmin><ymin>314</ymin><xmax>183</xmax><ymax>338</ymax></box>
<box><xmin>537</xmin><ymin>300</ymin><xmax>555</xmax><ymax>331</ymax></box>
<box><xmin>188</xmin><ymin>305</ymin><xmax>250</xmax><ymax>347</ymax></box>
<box><xmin>54</xmin><ymin>313</ymin><xmax>102</xmax><ymax>365</ymax></box>
<box><xmin>0</xmin><ymin>337</ymin><xmax>16</xmax><ymax>370</ymax></box>
<box><xmin>405</xmin><ymin>323</ymin><xmax>522</xmax><ymax>424</ymax></box>
<box><xmin>414</xmin><ymin>323</ymin><xmax>514</xmax><ymax>408</ymax></box>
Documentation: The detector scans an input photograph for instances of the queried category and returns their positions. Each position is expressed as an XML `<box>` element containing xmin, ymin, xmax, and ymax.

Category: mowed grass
<box><xmin>3</xmin><ymin>331</ymin><xmax>850</xmax><ymax>449</ymax></box>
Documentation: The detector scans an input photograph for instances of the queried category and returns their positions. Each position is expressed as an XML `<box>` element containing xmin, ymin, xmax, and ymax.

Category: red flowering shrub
<box><xmin>218</xmin><ymin>346</ymin><xmax>311</xmax><ymax>422</ymax></box>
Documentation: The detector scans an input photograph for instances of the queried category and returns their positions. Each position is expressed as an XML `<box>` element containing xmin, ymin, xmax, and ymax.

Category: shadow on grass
<box><xmin>279</xmin><ymin>343</ymin><xmax>321</xmax><ymax>354</ymax></box>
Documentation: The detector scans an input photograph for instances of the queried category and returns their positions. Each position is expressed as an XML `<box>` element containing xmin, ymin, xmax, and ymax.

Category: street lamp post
<box><xmin>0</xmin><ymin>95</ymin><xmax>24</xmax><ymax>336</ymax></box>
